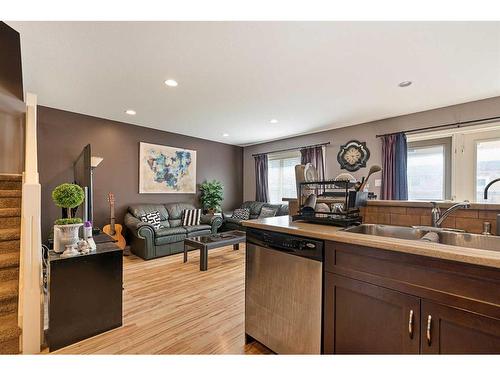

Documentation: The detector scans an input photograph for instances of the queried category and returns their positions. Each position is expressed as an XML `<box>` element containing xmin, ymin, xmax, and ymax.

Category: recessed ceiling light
<box><xmin>164</xmin><ymin>79</ymin><xmax>178</xmax><ymax>87</ymax></box>
<box><xmin>125</xmin><ymin>109</ymin><xmax>136</xmax><ymax>115</ymax></box>
<box><xmin>398</xmin><ymin>81</ymin><xmax>412</xmax><ymax>88</ymax></box>
<box><xmin>222</xmin><ymin>133</ymin><xmax>229</xmax><ymax>137</ymax></box>
<box><xmin>270</xmin><ymin>119</ymin><xmax>279</xmax><ymax>124</ymax></box>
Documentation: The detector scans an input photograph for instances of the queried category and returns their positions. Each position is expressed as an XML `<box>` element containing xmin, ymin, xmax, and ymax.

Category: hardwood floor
<box><xmin>54</xmin><ymin>243</ymin><xmax>271</xmax><ymax>354</ymax></box>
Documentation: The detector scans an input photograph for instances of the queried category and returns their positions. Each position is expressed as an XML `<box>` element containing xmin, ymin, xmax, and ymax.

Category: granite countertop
<box><xmin>242</xmin><ymin>216</ymin><xmax>500</xmax><ymax>269</ymax></box>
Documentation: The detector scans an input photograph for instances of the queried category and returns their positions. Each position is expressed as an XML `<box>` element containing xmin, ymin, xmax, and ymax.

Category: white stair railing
<box><xmin>18</xmin><ymin>92</ymin><xmax>42</xmax><ymax>354</ymax></box>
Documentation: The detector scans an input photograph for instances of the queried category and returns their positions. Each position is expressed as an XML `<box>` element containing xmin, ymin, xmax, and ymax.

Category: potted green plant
<box><xmin>200</xmin><ymin>180</ymin><xmax>224</xmax><ymax>215</ymax></box>
<box><xmin>52</xmin><ymin>183</ymin><xmax>85</xmax><ymax>253</ymax></box>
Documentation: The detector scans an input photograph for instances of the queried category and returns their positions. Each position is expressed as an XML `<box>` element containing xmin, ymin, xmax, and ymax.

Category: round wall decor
<box><xmin>337</xmin><ymin>140</ymin><xmax>370</xmax><ymax>172</ymax></box>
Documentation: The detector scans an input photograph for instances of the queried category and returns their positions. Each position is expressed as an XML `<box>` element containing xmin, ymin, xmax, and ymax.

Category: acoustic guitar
<box><xmin>102</xmin><ymin>192</ymin><xmax>126</xmax><ymax>249</ymax></box>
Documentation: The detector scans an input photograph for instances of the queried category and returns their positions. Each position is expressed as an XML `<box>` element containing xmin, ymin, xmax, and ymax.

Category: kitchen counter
<box><xmin>242</xmin><ymin>216</ymin><xmax>500</xmax><ymax>269</ymax></box>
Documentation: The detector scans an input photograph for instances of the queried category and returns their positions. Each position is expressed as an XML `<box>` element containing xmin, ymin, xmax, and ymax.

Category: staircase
<box><xmin>0</xmin><ymin>174</ymin><xmax>22</xmax><ymax>354</ymax></box>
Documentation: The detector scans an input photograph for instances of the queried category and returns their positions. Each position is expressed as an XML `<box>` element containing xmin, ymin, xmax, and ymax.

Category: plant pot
<box><xmin>206</xmin><ymin>209</ymin><xmax>216</xmax><ymax>215</ymax></box>
<box><xmin>53</xmin><ymin>223</ymin><xmax>83</xmax><ymax>253</ymax></box>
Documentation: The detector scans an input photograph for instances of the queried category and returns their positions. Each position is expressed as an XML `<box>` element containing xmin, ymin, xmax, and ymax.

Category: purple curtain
<box><xmin>254</xmin><ymin>154</ymin><xmax>269</xmax><ymax>202</ymax></box>
<box><xmin>300</xmin><ymin>146</ymin><xmax>325</xmax><ymax>181</ymax></box>
<box><xmin>381</xmin><ymin>133</ymin><xmax>408</xmax><ymax>200</ymax></box>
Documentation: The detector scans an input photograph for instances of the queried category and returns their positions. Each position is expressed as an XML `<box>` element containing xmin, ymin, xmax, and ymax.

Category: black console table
<box><xmin>47</xmin><ymin>233</ymin><xmax>123</xmax><ymax>351</ymax></box>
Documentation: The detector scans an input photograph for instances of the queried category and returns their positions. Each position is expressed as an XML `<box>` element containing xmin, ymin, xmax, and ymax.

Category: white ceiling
<box><xmin>8</xmin><ymin>21</ymin><xmax>500</xmax><ymax>146</ymax></box>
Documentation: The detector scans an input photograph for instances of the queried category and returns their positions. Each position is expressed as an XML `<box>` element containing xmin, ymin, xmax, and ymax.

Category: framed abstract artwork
<box><xmin>139</xmin><ymin>142</ymin><xmax>197</xmax><ymax>194</ymax></box>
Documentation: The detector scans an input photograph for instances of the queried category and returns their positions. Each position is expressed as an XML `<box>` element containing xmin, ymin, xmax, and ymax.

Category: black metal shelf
<box><xmin>294</xmin><ymin>179</ymin><xmax>367</xmax><ymax>227</ymax></box>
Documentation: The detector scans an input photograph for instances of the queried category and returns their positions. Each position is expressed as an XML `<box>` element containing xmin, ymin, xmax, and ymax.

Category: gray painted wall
<box><xmin>243</xmin><ymin>96</ymin><xmax>500</xmax><ymax>201</ymax></box>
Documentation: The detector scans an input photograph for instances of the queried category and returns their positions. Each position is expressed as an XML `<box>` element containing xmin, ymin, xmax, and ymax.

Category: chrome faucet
<box><xmin>484</xmin><ymin>178</ymin><xmax>500</xmax><ymax>200</ymax></box>
<box><xmin>483</xmin><ymin>178</ymin><xmax>500</xmax><ymax>236</ymax></box>
<box><xmin>431</xmin><ymin>201</ymin><xmax>471</xmax><ymax>228</ymax></box>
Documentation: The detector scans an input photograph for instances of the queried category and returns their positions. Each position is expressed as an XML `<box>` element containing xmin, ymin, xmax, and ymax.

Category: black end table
<box><xmin>183</xmin><ymin>230</ymin><xmax>246</xmax><ymax>271</ymax></box>
<box><xmin>47</xmin><ymin>234</ymin><xmax>123</xmax><ymax>351</ymax></box>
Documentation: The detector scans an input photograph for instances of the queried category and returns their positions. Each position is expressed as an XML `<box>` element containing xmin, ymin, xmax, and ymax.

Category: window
<box><xmin>268</xmin><ymin>151</ymin><xmax>301</xmax><ymax>204</ymax></box>
<box><xmin>476</xmin><ymin>138</ymin><xmax>500</xmax><ymax>203</ymax></box>
<box><xmin>407</xmin><ymin>125</ymin><xmax>500</xmax><ymax>203</ymax></box>
<box><xmin>407</xmin><ymin>138</ymin><xmax>451</xmax><ymax>201</ymax></box>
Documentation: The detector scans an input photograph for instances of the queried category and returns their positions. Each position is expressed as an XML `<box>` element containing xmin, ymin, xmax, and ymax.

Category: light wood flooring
<box><xmin>53</xmin><ymin>243</ymin><xmax>271</xmax><ymax>354</ymax></box>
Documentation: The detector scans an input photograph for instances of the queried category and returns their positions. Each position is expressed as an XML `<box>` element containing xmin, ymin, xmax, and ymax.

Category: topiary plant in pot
<box><xmin>52</xmin><ymin>183</ymin><xmax>85</xmax><ymax>253</ymax></box>
<box><xmin>200</xmin><ymin>180</ymin><xmax>224</xmax><ymax>215</ymax></box>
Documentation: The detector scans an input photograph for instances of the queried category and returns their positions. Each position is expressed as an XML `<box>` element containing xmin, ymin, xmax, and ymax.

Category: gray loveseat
<box><xmin>124</xmin><ymin>203</ymin><xmax>223</xmax><ymax>260</ymax></box>
<box><xmin>222</xmin><ymin>201</ymin><xmax>288</xmax><ymax>232</ymax></box>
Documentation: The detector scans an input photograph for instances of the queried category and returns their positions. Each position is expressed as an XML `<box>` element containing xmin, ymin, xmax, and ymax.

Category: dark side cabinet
<box><xmin>324</xmin><ymin>273</ymin><xmax>420</xmax><ymax>354</ymax></box>
<box><xmin>48</xmin><ymin>243</ymin><xmax>123</xmax><ymax>351</ymax></box>
<box><xmin>421</xmin><ymin>301</ymin><xmax>500</xmax><ymax>354</ymax></box>
<box><xmin>324</xmin><ymin>241</ymin><xmax>500</xmax><ymax>354</ymax></box>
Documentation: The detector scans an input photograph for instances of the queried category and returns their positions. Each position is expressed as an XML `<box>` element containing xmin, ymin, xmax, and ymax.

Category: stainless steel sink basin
<box><xmin>344</xmin><ymin>224</ymin><xmax>429</xmax><ymax>240</ymax></box>
<box><xmin>437</xmin><ymin>231</ymin><xmax>500</xmax><ymax>252</ymax></box>
<box><xmin>344</xmin><ymin>224</ymin><xmax>500</xmax><ymax>252</ymax></box>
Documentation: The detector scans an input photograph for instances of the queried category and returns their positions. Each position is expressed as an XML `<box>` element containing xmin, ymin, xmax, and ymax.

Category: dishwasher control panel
<box><xmin>246</xmin><ymin>228</ymin><xmax>324</xmax><ymax>261</ymax></box>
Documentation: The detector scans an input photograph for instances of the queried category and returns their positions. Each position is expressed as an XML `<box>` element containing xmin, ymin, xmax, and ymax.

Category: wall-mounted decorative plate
<box><xmin>337</xmin><ymin>140</ymin><xmax>370</xmax><ymax>172</ymax></box>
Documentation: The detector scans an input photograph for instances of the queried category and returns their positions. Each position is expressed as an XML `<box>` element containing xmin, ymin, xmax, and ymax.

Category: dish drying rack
<box><xmin>292</xmin><ymin>179</ymin><xmax>367</xmax><ymax>227</ymax></box>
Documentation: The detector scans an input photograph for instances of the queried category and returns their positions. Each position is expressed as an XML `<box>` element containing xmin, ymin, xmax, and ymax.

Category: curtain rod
<box><xmin>252</xmin><ymin>142</ymin><xmax>330</xmax><ymax>157</ymax></box>
<box><xmin>375</xmin><ymin>115</ymin><xmax>500</xmax><ymax>139</ymax></box>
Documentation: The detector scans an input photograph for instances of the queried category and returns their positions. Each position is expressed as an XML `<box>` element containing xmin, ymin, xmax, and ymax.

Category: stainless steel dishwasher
<box><xmin>245</xmin><ymin>228</ymin><xmax>323</xmax><ymax>354</ymax></box>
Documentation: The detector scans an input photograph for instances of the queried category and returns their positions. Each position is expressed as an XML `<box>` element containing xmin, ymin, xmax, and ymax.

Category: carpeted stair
<box><xmin>0</xmin><ymin>175</ymin><xmax>22</xmax><ymax>354</ymax></box>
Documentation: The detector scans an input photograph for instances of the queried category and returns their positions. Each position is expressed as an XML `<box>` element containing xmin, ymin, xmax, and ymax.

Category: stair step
<box><xmin>0</xmin><ymin>181</ymin><xmax>22</xmax><ymax>190</ymax></box>
<box><xmin>0</xmin><ymin>197</ymin><xmax>21</xmax><ymax>209</ymax></box>
<box><xmin>0</xmin><ymin>253</ymin><xmax>19</xmax><ymax>270</ymax></box>
<box><xmin>0</xmin><ymin>229</ymin><xmax>20</xmax><ymax>242</ymax></box>
<box><xmin>0</xmin><ymin>208</ymin><xmax>21</xmax><ymax>218</ymax></box>
<box><xmin>0</xmin><ymin>216</ymin><xmax>21</xmax><ymax>229</ymax></box>
<box><xmin>0</xmin><ymin>190</ymin><xmax>21</xmax><ymax>198</ymax></box>
<box><xmin>0</xmin><ymin>175</ymin><xmax>22</xmax><ymax>192</ymax></box>
<box><xmin>0</xmin><ymin>266</ymin><xmax>18</xmax><ymax>282</ymax></box>
<box><xmin>0</xmin><ymin>175</ymin><xmax>22</xmax><ymax>181</ymax></box>
<box><xmin>0</xmin><ymin>312</ymin><xmax>21</xmax><ymax>345</ymax></box>
<box><xmin>0</xmin><ymin>336</ymin><xmax>20</xmax><ymax>354</ymax></box>
<box><xmin>0</xmin><ymin>279</ymin><xmax>18</xmax><ymax>315</ymax></box>
<box><xmin>0</xmin><ymin>240</ymin><xmax>20</xmax><ymax>254</ymax></box>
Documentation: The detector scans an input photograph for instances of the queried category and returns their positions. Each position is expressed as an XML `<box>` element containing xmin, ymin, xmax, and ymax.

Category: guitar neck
<box><xmin>109</xmin><ymin>202</ymin><xmax>116</xmax><ymax>233</ymax></box>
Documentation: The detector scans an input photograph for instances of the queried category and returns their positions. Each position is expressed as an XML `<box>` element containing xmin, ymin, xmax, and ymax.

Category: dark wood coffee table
<box><xmin>183</xmin><ymin>230</ymin><xmax>246</xmax><ymax>271</ymax></box>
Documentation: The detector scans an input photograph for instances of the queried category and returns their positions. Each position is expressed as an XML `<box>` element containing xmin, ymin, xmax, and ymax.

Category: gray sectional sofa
<box><xmin>222</xmin><ymin>201</ymin><xmax>288</xmax><ymax>232</ymax></box>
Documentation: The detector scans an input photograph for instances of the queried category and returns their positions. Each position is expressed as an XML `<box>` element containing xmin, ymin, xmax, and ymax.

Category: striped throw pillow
<box><xmin>182</xmin><ymin>208</ymin><xmax>202</xmax><ymax>226</ymax></box>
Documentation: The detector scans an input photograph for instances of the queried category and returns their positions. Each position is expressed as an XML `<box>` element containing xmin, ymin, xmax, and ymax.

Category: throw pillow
<box><xmin>258</xmin><ymin>207</ymin><xmax>278</xmax><ymax>219</ymax></box>
<box><xmin>232</xmin><ymin>208</ymin><xmax>250</xmax><ymax>220</ymax></box>
<box><xmin>182</xmin><ymin>208</ymin><xmax>202</xmax><ymax>226</ymax></box>
<box><xmin>140</xmin><ymin>211</ymin><xmax>162</xmax><ymax>230</ymax></box>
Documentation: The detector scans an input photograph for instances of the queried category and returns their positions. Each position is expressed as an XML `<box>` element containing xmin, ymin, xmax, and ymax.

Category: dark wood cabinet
<box><xmin>324</xmin><ymin>241</ymin><xmax>500</xmax><ymax>354</ymax></box>
<box><xmin>324</xmin><ymin>273</ymin><xmax>420</xmax><ymax>354</ymax></box>
<box><xmin>421</xmin><ymin>301</ymin><xmax>500</xmax><ymax>354</ymax></box>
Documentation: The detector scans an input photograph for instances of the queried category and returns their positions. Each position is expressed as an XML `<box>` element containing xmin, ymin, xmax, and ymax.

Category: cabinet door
<box><xmin>421</xmin><ymin>301</ymin><xmax>500</xmax><ymax>354</ymax></box>
<box><xmin>324</xmin><ymin>273</ymin><xmax>420</xmax><ymax>354</ymax></box>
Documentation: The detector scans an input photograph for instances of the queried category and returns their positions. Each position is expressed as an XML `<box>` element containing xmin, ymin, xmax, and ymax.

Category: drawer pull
<box><xmin>426</xmin><ymin>315</ymin><xmax>432</xmax><ymax>346</ymax></box>
<box><xmin>408</xmin><ymin>309</ymin><xmax>414</xmax><ymax>339</ymax></box>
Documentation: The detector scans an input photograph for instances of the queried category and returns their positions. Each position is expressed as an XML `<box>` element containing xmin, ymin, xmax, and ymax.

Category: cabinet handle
<box><xmin>426</xmin><ymin>315</ymin><xmax>432</xmax><ymax>346</ymax></box>
<box><xmin>408</xmin><ymin>309</ymin><xmax>414</xmax><ymax>339</ymax></box>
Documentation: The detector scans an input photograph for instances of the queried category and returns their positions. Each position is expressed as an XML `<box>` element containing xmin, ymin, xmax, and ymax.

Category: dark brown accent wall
<box><xmin>0</xmin><ymin>22</ymin><xmax>23</xmax><ymax>101</ymax></box>
<box><xmin>38</xmin><ymin>106</ymin><xmax>243</xmax><ymax>242</ymax></box>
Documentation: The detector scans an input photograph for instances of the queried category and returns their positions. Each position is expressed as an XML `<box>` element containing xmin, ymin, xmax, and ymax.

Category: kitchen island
<box><xmin>243</xmin><ymin>216</ymin><xmax>500</xmax><ymax>354</ymax></box>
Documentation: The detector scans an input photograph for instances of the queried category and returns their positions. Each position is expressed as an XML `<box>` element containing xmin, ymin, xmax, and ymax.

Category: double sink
<box><xmin>344</xmin><ymin>224</ymin><xmax>500</xmax><ymax>252</ymax></box>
